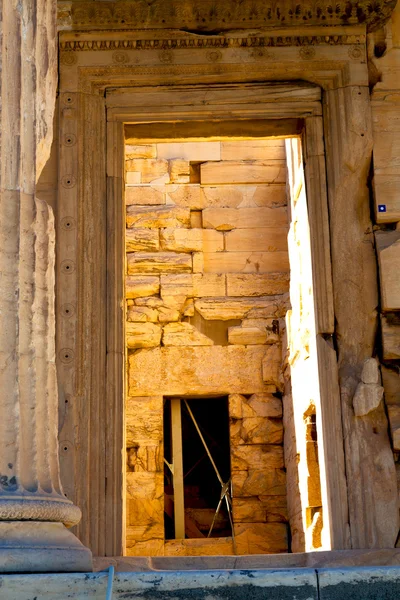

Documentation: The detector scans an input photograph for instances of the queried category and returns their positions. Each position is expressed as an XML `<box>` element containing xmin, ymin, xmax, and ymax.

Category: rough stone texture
<box><xmin>129</xmin><ymin>346</ymin><xmax>276</xmax><ymax>396</ymax></box>
<box><xmin>375</xmin><ymin>230</ymin><xmax>400</xmax><ymax>310</ymax></box>
<box><xmin>324</xmin><ymin>84</ymin><xmax>399</xmax><ymax>549</ymax></box>
<box><xmin>361</xmin><ymin>358</ymin><xmax>380</xmax><ymax>384</ymax></box>
<box><xmin>126</xmin><ymin>206</ymin><xmax>190</xmax><ymax>228</ymax></box>
<box><xmin>381</xmin><ymin>365</ymin><xmax>400</xmax><ymax>405</ymax></box>
<box><xmin>234</xmin><ymin>522</ymin><xmax>288</xmax><ymax>554</ymax></box>
<box><xmin>126</xmin><ymin>323</ymin><xmax>162</xmax><ymax>349</ymax></box>
<box><xmin>162</xmin><ymin>322</ymin><xmax>214</xmax><ymax>346</ymax></box>
<box><xmin>227</xmin><ymin>273</ymin><xmax>290</xmax><ymax>296</ymax></box>
<box><xmin>353</xmin><ymin>383</ymin><xmax>384</xmax><ymax>416</ymax></box>
<box><xmin>160</xmin><ymin>228</ymin><xmax>223</xmax><ymax>253</ymax></box>
<box><xmin>381</xmin><ymin>313</ymin><xmax>400</xmax><ymax>360</ymax></box>
<box><xmin>127</xmin><ymin>252</ymin><xmax>192</xmax><ymax>274</ymax></box>
<box><xmin>201</xmin><ymin>185</ymin><xmax>287</xmax><ymax>209</ymax></box>
<box><xmin>202</xmin><ymin>207</ymin><xmax>288</xmax><ymax>230</ymax></box>
<box><xmin>195</xmin><ymin>296</ymin><xmax>288</xmax><ymax>320</ymax></box>
<box><xmin>198</xmin><ymin>251</ymin><xmax>289</xmax><ymax>274</ymax></box>
<box><xmin>225</xmin><ymin>228</ymin><xmax>289</xmax><ymax>252</ymax></box>
<box><xmin>228</xmin><ymin>326</ymin><xmax>269</xmax><ymax>345</ymax></box>
<box><xmin>126</xmin><ymin>228</ymin><xmax>160</xmax><ymax>252</ymax></box>
<box><xmin>200</xmin><ymin>161</ymin><xmax>286</xmax><ymax>185</ymax></box>
<box><xmin>126</xmin><ymin>275</ymin><xmax>160</xmax><ymax>299</ymax></box>
<box><xmin>125</xmin><ymin>185</ymin><xmax>166</xmax><ymax>206</ymax></box>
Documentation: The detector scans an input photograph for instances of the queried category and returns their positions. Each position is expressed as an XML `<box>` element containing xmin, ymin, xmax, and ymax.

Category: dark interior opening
<box><xmin>164</xmin><ymin>396</ymin><xmax>231</xmax><ymax>539</ymax></box>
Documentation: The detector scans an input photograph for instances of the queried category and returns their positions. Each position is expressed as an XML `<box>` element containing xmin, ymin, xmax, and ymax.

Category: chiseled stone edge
<box><xmin>0</xmin><ymin>498</ymin><xmax>81</xmax><ymax>528</ymax></box>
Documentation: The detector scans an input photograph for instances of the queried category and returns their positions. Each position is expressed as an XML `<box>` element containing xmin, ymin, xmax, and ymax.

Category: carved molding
<box><xmin>59</xmin><ymin>32</ymin><xmax>366</xmax><ymax>52</ymax></box>
<box><xmin>57</xmin><ymin>0</ymin><xmax>397</xmax><ymax>32</ymax></box>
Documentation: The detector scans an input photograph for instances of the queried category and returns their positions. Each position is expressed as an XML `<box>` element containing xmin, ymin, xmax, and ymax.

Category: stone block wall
<box><xmin>371</xmin><ymin>5</ymin><xmax>400</xmax><ymax>521</ymax></box>
<box><xmin>125</xmin><ymin>139</ymin><xmax>290</xmax><ymax>556</ymax></box>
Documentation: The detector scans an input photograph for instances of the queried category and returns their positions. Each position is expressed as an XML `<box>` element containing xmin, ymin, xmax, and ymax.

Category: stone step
<box><xmin>2</xmin><ymin>566</ymin><xmax>400</xmax><ymax>599</ymax></box>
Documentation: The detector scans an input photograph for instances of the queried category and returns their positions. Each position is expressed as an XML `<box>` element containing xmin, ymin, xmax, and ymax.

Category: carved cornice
<box><xmin>57</xmin><ymin>0</ymin><xmax>397</xmax><ymax>33</ymax></box>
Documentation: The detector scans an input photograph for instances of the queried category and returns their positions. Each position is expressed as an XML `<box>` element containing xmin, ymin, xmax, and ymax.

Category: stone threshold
<box><xmin>1</xmin><ymin>566</ymin><xmax>400</xmax><ymax>599</ymax></box>
<box><xmin>93</xmin><ymin>549</ymin><xmax>400</xmax><ymax>572</ymax></box>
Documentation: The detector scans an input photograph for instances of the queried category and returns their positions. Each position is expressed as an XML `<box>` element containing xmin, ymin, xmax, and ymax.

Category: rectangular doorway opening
<box><xmin>163</xmin><ymin>396</ymin><xmax>232</xmax><ymax>541</ymax></box>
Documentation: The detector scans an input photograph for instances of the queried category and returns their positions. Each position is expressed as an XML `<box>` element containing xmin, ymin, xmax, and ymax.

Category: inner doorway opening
<box><xmin>163</xmin><ymin>397</ymin><xmax>232</xmax><ymax>541</ymax></box>
<box><xmin>124</xmin><ymin>130</ymin><xmax>323</xmax><ymax>557</ymax></box>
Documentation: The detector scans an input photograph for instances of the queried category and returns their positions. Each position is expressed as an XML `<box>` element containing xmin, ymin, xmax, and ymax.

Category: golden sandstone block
<box><xmin>200</xmin><ymin>184</ymin><xmax>287</xmax><ymax>209</ymax></box>
<box><xmin>202</xmin><ymin>207</ymin><xmax>288</xmax><ymax>230</ymax></box>
<box><xmin>127</xmin><ymin>252</ymin><xmax>192</xmax><ymax>274</ymax></box>
<box><xmin>199</xmin><ymin>251</ymin><xmax>290</xmax><ymax>274</ymax></box>
<box><xmin>126</xmin><ymin>228</ymin><xmax>160</xmax><ymax>252</ymax></box>
<box><xmin>126</xmin><ymin>205</ymin><xmax>190</xmax><ymax>228</ymax></box>
<box><xmin>126</xmin><ymin>275</ymin><xmax>160</xmax><ymax>299</ymax></box>
<box><xmin>160</xmin><ymin>227</ymin><xmax>223</xmax><ymax>253</ymax></box>
<box><xmin>125</xmin><ymin>184</ymin><xmax>166</xmax><ymax>206</ymax></box>
<box><xmin>227</xmin><ymin>273</ymin><xmax>289</xmax><ymax>296</ymax></box>
<box><xmin>200</xmin><ymin>161</ymin><xmax>286</xmax><ymax>185</ymax></box>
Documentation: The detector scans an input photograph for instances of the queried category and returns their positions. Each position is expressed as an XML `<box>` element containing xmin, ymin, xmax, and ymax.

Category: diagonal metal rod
<box><xmin>183</xmin><ymin>400</ymin><xmax>234</xmax><ymax>540</ymax></box>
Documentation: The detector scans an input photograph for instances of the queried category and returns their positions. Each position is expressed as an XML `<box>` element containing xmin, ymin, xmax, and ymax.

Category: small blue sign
<box><xmin>378</xmin><ymin>204</ymin><xmax>387</xmax><ymax>213</ymax></box>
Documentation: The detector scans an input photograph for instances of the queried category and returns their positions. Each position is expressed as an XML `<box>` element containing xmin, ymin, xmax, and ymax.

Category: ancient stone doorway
<box><xmin>56</xmin><ymin>81</ymin><xmax>348</xmax><ymax>557</ymax></box>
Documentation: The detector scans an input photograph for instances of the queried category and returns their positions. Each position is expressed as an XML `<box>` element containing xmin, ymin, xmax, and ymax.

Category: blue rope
<box><xmin>105</xmin><ymin>565</ymin><xmax>115</xmax><ymax>600</ymax></box>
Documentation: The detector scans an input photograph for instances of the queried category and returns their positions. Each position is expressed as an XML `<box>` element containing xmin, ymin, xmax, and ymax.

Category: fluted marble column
<box><xmin>0</xmin><ymin>0</ymin><xmax>92</xmax><ymax>572</ymax></box>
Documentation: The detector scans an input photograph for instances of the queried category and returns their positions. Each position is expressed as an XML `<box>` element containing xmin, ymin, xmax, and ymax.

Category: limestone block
<box><xmin>126</xmin><ymin>397</ymin><xmax>163</xmax><ymax>446</ymax></box>
<box><xmin>388</xmin><ymin>406</ymin><xmax>400</xmax><ymax>451</ymax></box>
<box><xmin>169</xmin><ymin>159</ymin><xmax>190</xmax><ymax>183</ymax></box>
<box><xmin>157</xmin><ymin>307</ymin><xmax>181</xmax><ymax>323</ymax></box>
<box><xmin>247</xmin><ymin>394</ymin><xmax>283</xmax><ymax>418</ymax></box>
<box><xmin>381</xmin><ymin>365</ymin><xmax>400</xmax><ymax>405</ymax></box>
<box><xmin>126</xmin><ymin>322</ymin><xmax>162</xmax><ymax>349</ymax></box>
<box><xmin>375</xmin><ymin>230</ymin><xmax>400</xmax><ymax>309</ymax></box>
<box><xmin>194</xmin><ymin>296</ymin><xmax>287</xmax><ymax>321</ymax></box>
<box><xmin>193</xmin><ymin>274</ymin><xmax>226</xmax><ymax>297</ymax></box>
<box><xmin>127</xmin><ymin>252</ymin><xmax>192</xmax><ymax>274</ymax></box>
<box><xmin>234</xmin><ymin>523</ymin><xmax>288</xmax><ymax>554</ymax></box>
<box><xmin>126</xmin><ymin>206</ymin><xmax>190</xmax><ymax>229</ymax></box>
<box><xmin>125</xmin><ymin>144</ymin><xmax>156</xmax><ymax>159</ymax></box>
<box><xmin>135</xmin><ymin>296</ymin><xmax>164</xmax><ymax>308</ymax></box>
<box><xmin>230</xmin><ymin>417</ymin><xmax>283</xmax><ymax>445</ymax></box>
<box><xmin>201</xmin><ymin>184</ymin><xmax>287</xmax><ymax>209</ymax></box>
<box><xmin>203</xmin><ymin>207</ymin><xmax>288</xmax><ymax>230</ymax></box>
<box><xmin>232</xmin><ymin>496</ymin><xmax>288</xmax><ymax>523</ymax></box>
<box><xmin>157</xmin><ymin>142</ymin><xmax>221</xmax><ymax>161</ymax></box>
<box><xmin>199</xmin><ymin>251</ymin><xmax>290</xmax><ymax>274</ymax></box>
<box><xmin>225</xmin><ymin>228</ymin><xmax>288</xmax><ymax>252</ymax></box>
<box><xmin>381</xmin><ymin>313</ymin><xmax>400</xmax><ymax>360</ymax></box>
<box><xmin>232</xmin><ymin>469</ymin><xmax>286</xmax><ymax>497</ymax></box>
<box><xmin>164</xmin><ymin>538</ymin><xmax>234</xmax><ymax>557</ymax></box>
<box><xmin>126</xmin><ymin>172</ymin><xmax>142</xmax><ymax>184</ymax></box>
<box><xmin>247</xmin><ymin>294</ymin><xmax>290</xmax><ymax>319</ymax></box>
<box><xmin>373</xmin><ymin>174</ymin><xmax>400</xmax><ymax>223</ymax></box>
<box><xmin>228</xmin><ymin>326</ymin><xmax>268</xmax><ymax>345</ymax></box>
<box><xmin>126</xmin><ymin>538</ymin><xmax>164</xmax><ymax>557</ymax></box>
<box><xmin>126</xmin><ymin>275</ymin><xmax>160</xmax><ymax>299</ymax></box>
<box><xmin>192</xmin><ymin>252</ymin><xmax>204</xmax><ymax>273</ymax></box>
<box><xmin>361</xmin><ymin>357</ymin><xmax>380</xmax><ymax>384</ymax></box>
<box><xmin>262</xmin><ymin>345</ymin><xmax>282</xmax><ymax>389</ymax></box>
<box><xmin>128</xmin><ymin>498</ymin><xmax>164</xmax><ymax>528</ymax></box>
<box><xmin>228</xmin><ymin>394</ymin><xmax>246</xmax><ymax>419</ymax></box>
<box><xmin>190</xmin><ymin>210</ymin><xmax>203</xmax><ymax>228</ymax></box>
<box><xmin>200</xmin><ymin>161</ymin><xmax>286</xmax><ymax>185</ymax></box>
<box><xmin>126</xmin><ymin>158</ymin><xmax>169</xmax><ymax>183</ymax></box>
<box><xmin>231</xmin><ymin>444</ymin><xmax>284</xmax><ymax>471</ymax></box>
<box><xmin>125</xmin><ymin>185</ymin><xmax>166</xmax><ymax>206</ymax></box>
<box><xmin>126</xmin><ymin>228</ymin><xmax>159</xmax><ymax>252</ymax></box>
<box><xmin>221</xmin><ymin>140</ymin><xmax>286</xmax><ymax>161</ymax></box>
<box><xmin>227</xmin><ymin>273</ymin><xmax>290</xmax><ymax>296</ymax></box>
<box><xmin>160</xmin><ymin>274</ymin><xmax>193</xmax><ymax>297</ymax></box>
<box><xmin>127</xmin><ymin>305</ymin><xmax>159</xmax><ymax>323</ymax></box>
<box><xmin>162</xmin><ymin>322</ymin><xmax>214</xmax><ymax>346</ymax></box>
<box><xmin>126</xmin><ymin>521</ymin><xmax>164</xmax><ymax>542</ymax></box>
<box><xmin>183</xmin><ymin>299</ymin><xmax>195</xmax><ymax>317</ymax></box>
<box><xmin>160</xmin><ymin>228</ymin><xmax>223</xmax><ymax>253</ymax></box>
<box><xmin>126</xmin><ymin>472</ymin><xmax>163</xmax><ymax>500</ymax></box>
<box><xmin>165</xmin><ymin>184</ymin><xmax>202</xmax><ymax>209</ymax></box>
<box><xmin>128</xmin><ymin>346</ymin><xmax>273</xmax><ymax>396</ymax></box>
